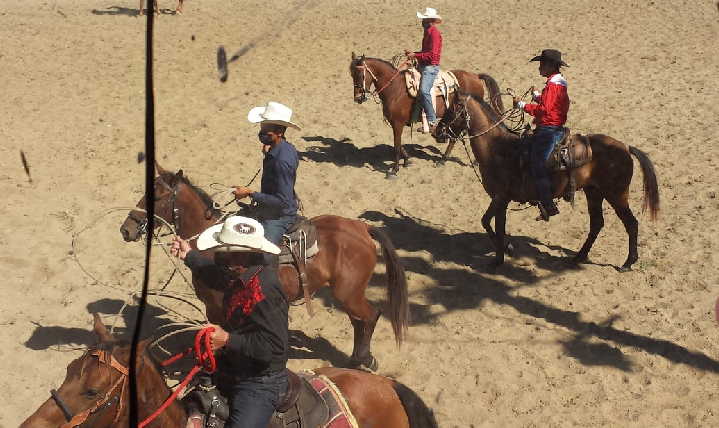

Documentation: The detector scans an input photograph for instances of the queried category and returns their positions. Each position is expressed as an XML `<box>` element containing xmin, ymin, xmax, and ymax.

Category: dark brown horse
<box><xmin>435</xmin><ymin>90</ymin><xmax>660</xmax><ymax>271</ymax></box>
<box><xmin>349</xmin><ymin>53</ymin><xmax>503</xmax><ymax>176</ymax></box>
<box><xmin>21</xmin><ymin>315</ymin><xmax>438</xmax><ymax>428</ymax></box>
<box><xmin>119</xmin><ymin>165</ymin><xmax>408</xmax><ymax>370</ymax></box>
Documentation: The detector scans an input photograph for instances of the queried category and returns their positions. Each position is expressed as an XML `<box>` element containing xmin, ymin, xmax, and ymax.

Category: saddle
<box><xmin>185</xmin><ymin>370</ymin><xmax>358</xmax><ymax>428</ymax></box>
<box><xmin>404</xmin><ymin>67</ymin><xmax>459</xmax><ymax>131</ymax></box>
<box><xmin>519</xmin><ymin>128</ymin><xmax>593</xmax><ymax>204</ymax></box>
<box><xmin>279</xmin><ymin>216</ymin><xmax>319</xmax><ymax>265</ymax></box>
<box><xmin>279</xmin><ymin>216</ymin><xmax>320</xmax><ymax>315</ymax></box>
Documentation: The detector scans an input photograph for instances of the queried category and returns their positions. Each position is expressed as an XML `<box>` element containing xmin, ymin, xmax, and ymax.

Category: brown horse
<box><xmin>119</xmin><ymin>165</ymin><xmax>409</xmax><ymax>370</ymax></box>
<box><xmin>435</xmin><ymin>90</ymin><xmax>660</xmax><ymax>271</ymax></box>
<box><xmin>21</xmin><ymin>315</ymin><xmax>438</xmax><ymax>428</ymax></box>
<box><xmin>139</xmin><ymin>0</ymin><xmax>184</xmax><ymax>15</ymax></box>
<box><xmin>348</xmin><ymin>53</ymin><xmax>503</xmax><ymax>176</ymax></box>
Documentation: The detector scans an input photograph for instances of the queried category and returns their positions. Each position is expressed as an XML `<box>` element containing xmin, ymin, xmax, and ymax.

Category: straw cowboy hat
<box><xmin>417</xmin><ymin>7</ymin><xmax>442</xmax><ymax>21</ymax></box>
<box><xmin>247</xmin><ymin>101</ymin><xmax>301</xmax><ymax>130</ymax></box>
<box><xmin>530</xmin><ymin>49</ymin><xmax>569</xmax><ymax>67</ymax></box>
<box><xmin>197</xmin><ymin>216</ymin><xmax>281</xmax><ymax>254</ymax></box>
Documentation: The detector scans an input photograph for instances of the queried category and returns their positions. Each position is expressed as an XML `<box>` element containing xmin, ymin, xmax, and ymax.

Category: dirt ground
<box><xmin>2</xmin><ymin>0</ymin><xmax>719</xmax><ymax>426</ymax></box>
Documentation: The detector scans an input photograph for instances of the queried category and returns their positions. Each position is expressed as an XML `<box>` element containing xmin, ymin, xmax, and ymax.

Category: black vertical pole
<box><xmin>129</xmin><ymin>0</ymin><xmax>156</xmax><ymax>425</ymax></box>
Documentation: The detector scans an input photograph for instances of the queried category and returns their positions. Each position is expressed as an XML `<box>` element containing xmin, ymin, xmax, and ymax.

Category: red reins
<box><xmin>139</xmin><ymin>326</ymin><xmax>216</xmax><ymax>428</ymax></box>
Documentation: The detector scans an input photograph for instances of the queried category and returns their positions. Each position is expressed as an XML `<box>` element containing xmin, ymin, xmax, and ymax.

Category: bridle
<box><xmin>50</xmin><ymin>349</ymin><xmax>129</xmax><ymax>428</ymax></box>
<box><xmin>352</xmin><ymin>57</ymin><xmax>408</xmax><ymax>104</ymax></box>
<box><xmin>352</xmin><ymin>58</ymin><xmax>378</xmax><ymax>103</ymax></box>
<box><xmin>126</xmin><ymin>177</ymin><xmax>181</xmax><ymax>238</ymax></box>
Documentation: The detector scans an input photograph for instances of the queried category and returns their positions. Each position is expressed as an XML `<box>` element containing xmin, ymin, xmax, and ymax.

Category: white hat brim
<box><xmin>247</xmin><ymin>106</ymin><xmax>301</xmax><ymax>130</ymax></box>
<box><xmin>417</xmin><ymin>11</ymin><xmax>441</xmax><ymax>19</ymax></box>
<box><xmin>196</xmin><ymin>223</ymin><xmax>281</xmax><ymax>254</ymax></box>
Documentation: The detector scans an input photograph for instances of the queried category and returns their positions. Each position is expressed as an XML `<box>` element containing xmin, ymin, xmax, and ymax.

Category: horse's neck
<box><xmin>180</xmin><ymin>186</ymin><xmax>222</xmax><ymax>239</ymax></box>
<box><xmin>121</xmin><ymin>358</ymin><xmax>187</xmax><ymax>426</ymax></box>
<box><xmin>467</xmin><ymin>102</ymin><xmax>517</xmax><ymax>166</ymax></box>
<box><xmin>367</xmin><ymin>59</ymin><xmax>401</xmax><ymax>99</ymax></box>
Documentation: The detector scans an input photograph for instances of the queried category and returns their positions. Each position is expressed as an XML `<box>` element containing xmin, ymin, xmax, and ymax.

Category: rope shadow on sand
<box><xmin>299</xmin><ymin>135</ymin><xmax>457</xmax><ymax>173</ymax></box>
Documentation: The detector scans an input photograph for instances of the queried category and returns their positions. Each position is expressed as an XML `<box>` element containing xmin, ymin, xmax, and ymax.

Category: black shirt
<box><xmin>184</xmin><ymin>250</ymin><xmax>289</xmax><ymax>376</ymax></box>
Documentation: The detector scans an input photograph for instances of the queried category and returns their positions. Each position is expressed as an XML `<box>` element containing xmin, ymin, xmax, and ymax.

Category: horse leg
<box><xmin>138</xmin><ymin>0</ymin><xmax>144</xmax><ymax>14</ymax></box>
<box><xmin>396</xmin><ymin>122</ymin><xmax>412</xmax><ymax>169</ymax></box>
<box><xmin>386</xmin><ymin>123</ymin><xmax>403</xmax><ymax>177</ymax></box>
<box><xmin>606</xmin><ymin>193</ymin><xmax>639</xmax><ymax>272</ymax></box>
<box><xmin>481</xmin><ymin>198</ymin><xmax>514</xmax><ymax>259</ymax></box>
<box><xmin>573</xmin><ymin>187</ymin><xmax>604</xmax><ymax>264</ymax></box>
<box><xmin>176</xmin><ymin>0</ymin><xmax>183</xmax><ymax>13</ymax></box>
<box><xmin>333</xmin><ymin>281</ymin><xmax>380</xmax><ymax>371</ymax></box>
<box><xmin>435</xmin><ymin>140</ymin><xmax>456</xmax><ymax>166</ymax></box>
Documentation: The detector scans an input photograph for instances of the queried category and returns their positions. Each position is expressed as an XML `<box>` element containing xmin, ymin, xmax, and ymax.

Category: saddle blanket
<box><xmin>404</xmin><ymin>67</ymin><xmax>459</xmax><ymax>131</ymax></box>
<box><xmin>300</xmin><ymin>371</ymin><xmax>359</xmax><ymax>428</ymax></box>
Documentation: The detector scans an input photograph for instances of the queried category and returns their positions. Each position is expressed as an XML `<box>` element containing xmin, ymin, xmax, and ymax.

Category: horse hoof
<box><xmin>434</xmin><ymin>159</ymin><xmax>447</xmax><ymax>167</ymax></box>
<box><xmin>385</xmin><ymin>172</ymin><xmax>398</xmax><ymax>180</ymax></box>
<box><xmin>349</xmin><ymin>355</ymin><xmax>378</xmax><ymax>373</ymax></box>
<box><xmin>616</xmin><ymin>265</ymin><xmax>633</xmax><ymax>273</ymax></box>
<box><xmin>571</xmin><ymin>254</ymin><xmax>589</xmax><ymax>265</ymax></box>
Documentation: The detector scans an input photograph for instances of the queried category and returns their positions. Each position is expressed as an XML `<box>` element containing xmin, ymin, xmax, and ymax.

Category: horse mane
<box><xmin>160</xmin><ymin>171</ymin><xmax>221</xmax><ymax>216</ymax></box>
<box><xmin>365</xmin><ymin>57</ymin><xmax>397</xmax><ymax>70</ymax></box>
<box><xmin>464</xmin><ymin>92</ymin><xmax>512</xmax><ymax>134</ymax></box>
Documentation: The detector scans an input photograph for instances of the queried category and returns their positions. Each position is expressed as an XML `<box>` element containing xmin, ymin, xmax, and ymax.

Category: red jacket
<box><xmin>415</xmin><ymin>25</ymin><xmax>442</xmax><ymax>66</ymax></box>
<box><xmin>519</xmin><ymin>73</ymin><xmax>569</xmax><ymax>127</ymax></box>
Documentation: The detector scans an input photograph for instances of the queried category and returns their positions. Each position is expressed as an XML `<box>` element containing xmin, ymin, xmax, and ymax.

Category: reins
<box><xmin>354</xmin><ymin>57</ymin><xmax>409</xmax><ymax>103</ymax></box>
<box><xmin>139</xmin><ymin>326</ymin><xmax>217</xmax><ymax>428</ymax></box>
<box><xmin>51</xmin><ymin>328</ymin><xmax>216</xmax><ymax>428</ymax></box>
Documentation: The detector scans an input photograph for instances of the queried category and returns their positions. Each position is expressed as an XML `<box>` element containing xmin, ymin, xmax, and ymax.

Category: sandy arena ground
<box><xmin>2</xmin><ymin>0</ymin><xmax>719</xmax><ymax>426</ymax></box>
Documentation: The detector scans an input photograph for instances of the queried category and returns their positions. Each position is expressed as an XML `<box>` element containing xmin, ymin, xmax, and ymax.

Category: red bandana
<box><xmin>225</xmin><ymin>270</ymin><xmax>265</xmax><ymax>321</ymax></box>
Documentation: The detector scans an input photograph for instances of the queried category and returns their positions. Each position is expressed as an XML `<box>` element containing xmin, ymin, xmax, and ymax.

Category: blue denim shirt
<box><xmin>251</xmin><ymin>139</ymin><xmax>298</xmax><ymax>218</ymax></box>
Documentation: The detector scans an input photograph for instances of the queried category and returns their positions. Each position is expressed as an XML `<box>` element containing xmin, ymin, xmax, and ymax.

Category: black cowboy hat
<box><xmin>530</xmin><ymin>49</ymin><xmax>569</xmax><ymax>67</ymax></box>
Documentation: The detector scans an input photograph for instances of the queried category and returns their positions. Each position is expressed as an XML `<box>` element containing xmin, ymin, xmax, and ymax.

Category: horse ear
<box><xmin>177</xmin><ymin>169</ymin><xmax>184</xmax><ymax>178</ymax></box>
<box><xmin>155</xmin><ymin>161</ymin><xmax>167</xmax><ymax>177</ymax></box>
<box><xmin>351</xmin><ymin>51</ymin><xmax>356</xmax><ymax>60</ymax></box>
<box><xmin>92</xmin><ymin>313</ymin><xmax>114</xmax><ymax>344</ymax></box>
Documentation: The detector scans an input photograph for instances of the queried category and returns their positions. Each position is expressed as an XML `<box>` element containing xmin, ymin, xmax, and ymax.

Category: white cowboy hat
<box><xmin>197</xmin><ymin>216</ymin><xmax>281</xmax><ymax>254</ymax></box>
<box><xmin>417</xmin><ymin>7</ymin><xmax>442</xmax><ymax>20</ymax></box>
<box><xmin>247</xmin><ymin>101</ymin><xmax>301</xmax><ymax>130</ymax></box>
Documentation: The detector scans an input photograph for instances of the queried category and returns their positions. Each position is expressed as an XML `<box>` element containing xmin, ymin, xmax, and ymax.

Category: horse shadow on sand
<box><xmin>24</xmin><ymin>297</ymin><xmax>349</xmax><ymax>368</ymax></box>
<box><xmin>357</xmin><ymin>209</ymin><xmax>719</xmax><ymax>374</ymax></box>
<box><xmin>299</xmin><ymin>135</ymin><xmax>465</xmax><ymax>174</ymax></box>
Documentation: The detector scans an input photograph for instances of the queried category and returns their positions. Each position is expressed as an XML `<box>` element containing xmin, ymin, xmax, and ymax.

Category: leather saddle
<box><xmin>185</xmin><ymin>370</ymin><xmax>354</xmax><ymax>428</ymax></box>
<box><xmin>279</xmin><ymin>216</ymin><xmax>319</xmax><ymax>265</ymax></box>
<box><xmin>518</xmin><ymin>128</ymin><xmax>593</xmax><ymax>204</ymax></box>
<box><xmin>403</xmin><ymin>67</ymin><xmax>459</xmax><ymax>100</ymax></box>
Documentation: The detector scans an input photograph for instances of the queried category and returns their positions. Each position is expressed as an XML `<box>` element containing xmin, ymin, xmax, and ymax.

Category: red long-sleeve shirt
<box><xmin>415</xmin><ymin>25</ymin><xmax>442</xmax><ymax>66</ymax></box>
<box><xmin>521</xmin><ymin>73</ymin><xmax>569</xmax><ymax>127</ymax></box>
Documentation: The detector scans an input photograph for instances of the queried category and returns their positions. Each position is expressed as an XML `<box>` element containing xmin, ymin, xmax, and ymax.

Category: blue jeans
<box><xmin>528</xmin><ymin>126</ymin><xmax>564</xmax><ymax>205</ymax></box>
<box><xmin>261</xmin><ymin>215</ymin><xmax>297</xmax><ymax>246</ymax></box>
<box><xmin>224</xmin><ymin>370</ymin><xmax>288</xmax><ymax>428</ymax></box>
<box><xmin>260</xmin><ymin>215</ymin><xmax>296</xmax><ymax>264</ymax></box>
<box><xmin>418</xmin><ymin>65</ymin><xmax>439</xmax><ymax>124</ymax></box>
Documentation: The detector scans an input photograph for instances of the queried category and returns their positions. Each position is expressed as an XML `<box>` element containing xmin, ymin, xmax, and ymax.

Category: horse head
<box><xmin>120</xmin><ymin>162</ymin><xmax>185</xmax><ymax>242</ymax></box>
<box><xmin>349</xmin><ymin>52</ymin><xmax>370</xmax><ymax>104</ymax></box>
<box><xmin>20</xmin><ymin>314</ymin><xmax>152</xmax><ymax>428</ymax></box>
<box><xmin>434</xmin><ymin>91</ymin><xmax>471</xmax><ymax>143</ymax></box>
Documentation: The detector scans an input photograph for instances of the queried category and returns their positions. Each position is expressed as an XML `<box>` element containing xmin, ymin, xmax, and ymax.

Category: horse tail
<box><xmin>477</xmin><ymin>73</ymin><xmax>504</xmax><ymax>113</ymax></box>
<box><xmin>629</xmin><ymin>146</ymin><xmax>660</xmax><ymax>220</ymax></box>
<box><xmin>368</xmin><ymin>226</ymin><xmax>409</xmax><ymax>346</ymax></box>
<box><xmin>392</xmin><ymin>381</ymin><xmax>439</xmax><ymax>428</ymax></box>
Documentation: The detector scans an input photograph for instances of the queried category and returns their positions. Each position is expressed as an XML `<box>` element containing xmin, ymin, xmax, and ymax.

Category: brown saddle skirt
<box><xmin>545</xmin><ymin>128</ymin><xmax>593</xmax><ymax>171</ymax></box>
